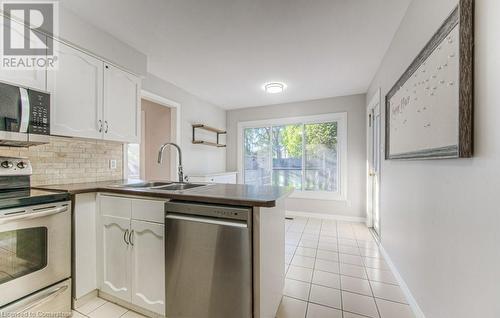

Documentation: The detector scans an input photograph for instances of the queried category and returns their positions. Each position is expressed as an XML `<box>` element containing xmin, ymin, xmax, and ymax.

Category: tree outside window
<box><xmin>244</xmin><ymin>121</ymin><xmax>339</xmax><ymax>192</ymax></box>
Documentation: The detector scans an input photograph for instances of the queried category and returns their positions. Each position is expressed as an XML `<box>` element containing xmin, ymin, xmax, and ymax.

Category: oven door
<box><xmin>0</xmin><ymin>81</ymin><xmax>30</xmax><ymax>145</ymax></box>
<box><xmin>0</xmin><ymin>202</ymin><xmax>71</xmax><ymax>308</ymax></box>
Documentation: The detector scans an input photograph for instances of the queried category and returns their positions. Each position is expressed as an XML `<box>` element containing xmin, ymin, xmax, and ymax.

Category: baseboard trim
<box><xmin>378</xmin><ymin>244</ymin><xmax>426</xmax><ymax>318</ymax></box>
<box><xmin>286</xmin><ymin>210</ymin><xmax>366</xmax><ymax>223</ymax></box>
<box><xmin>98</xmin><ymin>291</ymin><xmax>164</xmax><ymax>318</ymax></box>
<box><xmin>73</xmin><ymin>289</ymin><xmax>98</xmax><ymax>309</ymax></box>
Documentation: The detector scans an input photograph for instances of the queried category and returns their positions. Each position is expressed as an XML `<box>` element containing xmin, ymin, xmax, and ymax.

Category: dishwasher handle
<box><xmin>166</xmin><ymin>213</ymin><xmax>248</xmax><ymax>228</ymax></box>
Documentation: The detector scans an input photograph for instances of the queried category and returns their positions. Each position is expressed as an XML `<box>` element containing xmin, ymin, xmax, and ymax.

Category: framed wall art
<box><xmin>385</xmin><ymin>0</ymin><xmax>473</xmax><ymax>160</ymax></box>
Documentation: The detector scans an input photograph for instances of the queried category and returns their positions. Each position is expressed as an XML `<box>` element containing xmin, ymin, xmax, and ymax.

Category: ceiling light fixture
<box><xmin>264</xmin><ymin>82</ymin><xmax>287</xmax><ymax>94</ymax></box>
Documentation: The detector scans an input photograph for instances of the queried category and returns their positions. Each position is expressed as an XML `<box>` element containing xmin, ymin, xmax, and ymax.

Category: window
<box><xmin>239</xmin><ymin>113</ymin><xmax>347</xmax><ymax>200</ymax></box>
<box><xmin>125</xmin><ymin>143</ymin><xmax>141</xmax><ymax>179</ymax></box>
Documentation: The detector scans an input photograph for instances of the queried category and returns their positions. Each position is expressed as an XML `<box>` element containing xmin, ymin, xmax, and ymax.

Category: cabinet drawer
<box><xmin>131</xmin><ymin>199</ymin><xmax>166</xmax><ymax>224</ymax></box>
<box><xmin>100</xmin><ymin>195</ymin><xmax>131</xmax><ymax>218</ymax></box>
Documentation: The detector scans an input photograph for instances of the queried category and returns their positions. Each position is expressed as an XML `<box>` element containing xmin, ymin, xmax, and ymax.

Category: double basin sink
<box><xmin>115</xmin><ymin>181</ymin><xmax>208</xmax><ymax>191</ymax></box>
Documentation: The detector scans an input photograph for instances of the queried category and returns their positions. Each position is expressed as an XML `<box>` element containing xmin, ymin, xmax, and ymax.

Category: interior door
<box><xmin>100</xmin><ymin>215</ymin><xmax>131</xmax><ymax>302</ymax></box>
<box><xmin>103</xmin><ymin>64</ymin><xmax>140</xmax><ymax>143</ymax></box>
<box><xmin>48</xmin><ymin>40</ymin><xmax>104</xmax><ymax>139</ymax></box>
<box><xmin>130</xmin><ymin>220</ymin><xmax>165</xmax><ymax>315</ymax></box>
<box><xmin>368</xmin><ymin>100</ymin><xmax>381</xmax><ymax>237</ymax></box>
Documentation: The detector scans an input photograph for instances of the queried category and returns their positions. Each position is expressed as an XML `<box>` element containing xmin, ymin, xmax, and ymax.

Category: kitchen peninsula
<box><xmin>37</xmin><ymin>180</ymin><xmax>292</xmax><ymax>318</ymax></box>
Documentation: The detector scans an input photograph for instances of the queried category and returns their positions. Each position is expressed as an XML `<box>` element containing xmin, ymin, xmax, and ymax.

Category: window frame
<box><xmin>237</xmin><ymin>112</ymin><xmax>348</xmax><ymax>201</ymax></box>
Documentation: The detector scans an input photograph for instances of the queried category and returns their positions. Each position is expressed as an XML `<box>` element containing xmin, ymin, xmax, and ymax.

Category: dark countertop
<box><xmin>34</xmin><ymin>180</ymin><xmax>293</xmax><ymax>208</ymax></box>
<box><xmin>0</xmin><ymin>189</ymin><xmax>71</xmax><ymax>210</ymax></box>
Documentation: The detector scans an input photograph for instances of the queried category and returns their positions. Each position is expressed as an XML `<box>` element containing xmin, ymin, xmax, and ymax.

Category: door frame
<box><xmin>124</xmin><ymin>90</ymin><xmax>181</xmax><ymax>180</ymax></box>
<box><xmin>366</xmin><ymin>88</ymin><xmax>381</xmax><ymax>235</ymax></box>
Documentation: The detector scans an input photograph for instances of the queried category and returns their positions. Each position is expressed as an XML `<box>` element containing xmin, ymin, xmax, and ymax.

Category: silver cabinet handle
<box><xmin>166</xmin><ymin>213</ymin><xmax>248</xmax><ymax>228</ymax></box>
<box><xmin>0</xmin><ymin>205</ymin><xmax>68</xmax><ymax>225</ymax></box>
<box><xmin>104</xmin><ymin>121</ymin><xmax>109</xmax><ymax>133</ymax></box>
<box><xmin>129</xmin><ymin>230</ymin><xmax>134</xmax><ymax>246</ymax></box>
<box><xmin>124</xmin><ymin>229</ymin><xmax>130</xmax><ymax>245</ymax></box>
<box><xmin>98</xmin><ymin>120</ymin><xmax>103</xmax><ymax>132</ymax></box>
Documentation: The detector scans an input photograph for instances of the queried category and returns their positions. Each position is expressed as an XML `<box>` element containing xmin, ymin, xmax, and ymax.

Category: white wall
<box><xmin>367</xmin><ymin>0</ymin><xmax>500</xmax><ymax>317</ymax></box>
<box><xmin>58</xmin><ymin>7</ymin><xmax>147</xmax><ymax>76</ymax></box>
<box><xmin>226</xmin><ymin>94</ymin><xmax>366</xmax><ymax>218</ymax></box>
<box><xmin>143</xmin><ymin>73</ymin><xmax>227</xmax><ymax>176</ymax></box>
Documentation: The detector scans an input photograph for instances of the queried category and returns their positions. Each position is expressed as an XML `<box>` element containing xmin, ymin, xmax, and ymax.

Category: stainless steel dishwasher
<box><xmin>165</xmin><ymin>201</ymin><xmax>252</xmax><ymax>318</ymax></box>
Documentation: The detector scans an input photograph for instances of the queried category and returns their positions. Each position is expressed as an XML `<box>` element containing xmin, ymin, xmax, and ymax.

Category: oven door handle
<box><xmin>15</xmin><ymin>284</ymin><xmax>69</xmax><ymax>313</ymax></box>
<box><xmin>0</xmin><ymin>205</ymin><xmax>68</xmax><ymax>225</ymax></box>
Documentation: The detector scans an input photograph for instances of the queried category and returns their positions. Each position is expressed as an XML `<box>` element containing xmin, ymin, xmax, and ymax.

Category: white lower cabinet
<box><xmin>98</xmin><ymin>194</ymin><xmax>166</xmax><ymax>316</ymax></box>
<box><xmin>187</xmin><ymin>172</ymin><xmax>238</xmax><ymax>184</ymax></box>
<box><xmin>131</xmin><ymin>220</ymin><xmax>165</xmax><ymax>314</ymax></box>
<box><xmin>100</xmin><ymin>215</ymin><xmax>132</xmax><ymax>302</ymax></box>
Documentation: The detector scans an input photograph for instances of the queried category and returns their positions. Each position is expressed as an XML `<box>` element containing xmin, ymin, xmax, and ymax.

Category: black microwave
<box><xmin>0</xmin><ymin>81</ymin><xmax>50</xmax><ymax>146</ymax></box>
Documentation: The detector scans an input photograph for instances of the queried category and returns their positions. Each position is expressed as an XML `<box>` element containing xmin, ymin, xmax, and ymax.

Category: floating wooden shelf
<box><xmin>192</xmin><ymin>124</ymin><xmax>226</xmax><ymax>134</ymax></box>
<box><xmin>192</xmin><ymin>140</ymin><xmax>227</xmax><ymax>148</ymax></box>
<box><xmin>192</xmin><ymin>124</ymin><xmax>227</xmax><ymax>148</ymax></box>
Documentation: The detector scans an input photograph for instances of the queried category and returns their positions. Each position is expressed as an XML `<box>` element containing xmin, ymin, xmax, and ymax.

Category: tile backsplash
<box><xmin>0</xmin><ymin>136</ymin><xmax>124</xmax><ymax>186</ymax></box>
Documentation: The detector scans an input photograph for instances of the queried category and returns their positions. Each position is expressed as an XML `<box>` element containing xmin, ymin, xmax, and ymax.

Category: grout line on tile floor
<box><xmin>337</xmin><ymin>221</ymin><xmax>345</xmax><ymax>318</ymax></box>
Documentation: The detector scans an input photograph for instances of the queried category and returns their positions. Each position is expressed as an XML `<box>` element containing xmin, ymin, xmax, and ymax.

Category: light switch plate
<box><xmin>109</xmin><ymin>159</ymin><xmax>117</xmax><ymax>170</ymax></box>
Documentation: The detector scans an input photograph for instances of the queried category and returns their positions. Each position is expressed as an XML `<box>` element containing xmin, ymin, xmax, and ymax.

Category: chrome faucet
<box><xmin>158</xmin><ymin>142</ymin><xmax>184</xmax><ymax>183</ymax></box>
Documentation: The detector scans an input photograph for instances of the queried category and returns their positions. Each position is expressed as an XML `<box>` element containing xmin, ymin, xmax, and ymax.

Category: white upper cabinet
<box><xmin>103</xmin><ymin>64</ymin><xmax>141</xmax><ymax>143</ymax></box>
<box><xmin>130</xmin><ymin>220</ymin><xmax>165</xmax><ymax>315</ymax></box>
<box><xmin>0</xmin><ymin>16</ymin><xmax>141</xmax><ymax>143</ymax></box>
<box><xmin>48</xmin><ymin>41</ymin><xmax>104</xmax><ymax>139</ymax></box>
<box><xmin>0</xmin><ymin>64</ymin><xmax>46</xmax><ymax>91</ymax></box>
<box><xmin>0</xmin><ymin>18</ymin><xmax>46</xmax><ymax>91</ymax></box>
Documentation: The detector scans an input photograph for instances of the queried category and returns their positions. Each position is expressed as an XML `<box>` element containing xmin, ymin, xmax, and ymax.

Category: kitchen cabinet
<box><xmin>131</xmin><ymin>220</ymin><xmax>165</xmax><ymax>314</ymax></box>
<box><xmin>97</xmin><ymin>194</ymin><xmax>166</xmax><ymax>315</ymax></box>
<box><xmin>187</xmin><ymin>172</ymin><xmax>238</xmax><ymax>184</ymax></box>
<box><xmin>0</xmin><ymin>65</ymin><xmax>46</xmax><ymax>91</ymax></box>
<box><xmin>0</xmin><ymin>18</ymin><xmax>46</xmax><ymax>91</ymax></box>
<box><xmin>100</xmin><ymin>215</ymin><xmax>131</xmax><ymax>302</ymax></box>
<box><xmin>0</xmin><ymin>15</ymin><xmax>141</xmax><ymax>143</ymax></box>
<box><xmin>48</xmin><ymin>43</ymin><xmax>141</xmax><ymax>143</ymax></box>
<box><xmin>74</xmin><ymin>194</ymin><xmax>98</xmax><ymax>300</ymax></box>
<box><xmin>103</xmin><ymin>64</ymin><xmax>141</xmax><ymax>143</ymax></box>
<box><xmin>48</xmin><ymin>40</ymin><xmax>104</xmax><ymax>139</ymax></box>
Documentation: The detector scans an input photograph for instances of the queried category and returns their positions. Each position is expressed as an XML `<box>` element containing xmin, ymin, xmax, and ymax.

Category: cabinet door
<box><xmin>0</xmin><ymin>19</ymin><xmax>46</xmax><ymax>90</ymax></box>
<box><xmin>100</xmin><ymin>215</ymin><xmax>131</xmax><ymax>302</ymax></box>
<box><xmin>130</xmin><ymin>220</ymin><xmax>165</xmax><ymax>315</ymax></box>
<box><xmin>103</xmin><ymin>64</ymin><xmax>140</xmax><ymax>143</ymax></box>
<box><xmin>48</xmin><ymin>41</ymin><xmax>104</xmax><ymax>139</ymax></box>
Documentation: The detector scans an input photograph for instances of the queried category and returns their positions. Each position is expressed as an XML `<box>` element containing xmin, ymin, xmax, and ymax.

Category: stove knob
<box><xmin>17</xmin><ymin>162</ymin><xmax>28</xmax><ymax>169</ymax></box>
<box><xmin>1</xmin><ymin>161</ymin><xmax>13</xmax><ymax>169</ymax></box>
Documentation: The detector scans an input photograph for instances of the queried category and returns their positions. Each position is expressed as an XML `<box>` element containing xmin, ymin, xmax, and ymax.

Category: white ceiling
<box><xmin>60</xmin><ymin>0</ymin><xmax>411</xmax><ymax>109</ymax></box>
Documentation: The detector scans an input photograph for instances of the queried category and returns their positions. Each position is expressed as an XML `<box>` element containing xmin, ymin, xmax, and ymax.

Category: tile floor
<box><xmin>72</xmin><ymin>297</ymin><xmax>147</xmax><ymax>318</ymax></box>
<box><xmin>72</xmin><ymin>218</ymin><xmax>414</xmax><ymax>318</ymax></box>
<box><xmin>279</xmin><ymin>217</ymin><xmax>415</xmax><ymax>318</ymax></box>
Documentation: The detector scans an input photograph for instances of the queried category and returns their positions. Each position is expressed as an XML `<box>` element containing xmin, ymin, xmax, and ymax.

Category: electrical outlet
<box><xmin>109</xmin><ymin>159</ymin><xmax>117</xmax><ymax>170</ymax></box>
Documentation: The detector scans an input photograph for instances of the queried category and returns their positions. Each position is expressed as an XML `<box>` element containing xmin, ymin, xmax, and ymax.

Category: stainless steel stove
<box><xmin>0</xmin><ymin>157</ymin><xmax>72</xmax><ymax>315</ymax></box>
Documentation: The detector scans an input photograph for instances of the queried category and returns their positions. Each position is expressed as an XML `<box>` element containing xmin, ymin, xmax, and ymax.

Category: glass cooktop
<box><xmin>0</xmin><ymin>189</ymin><xmax>70</xmax><ymax>210</ymax></box>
